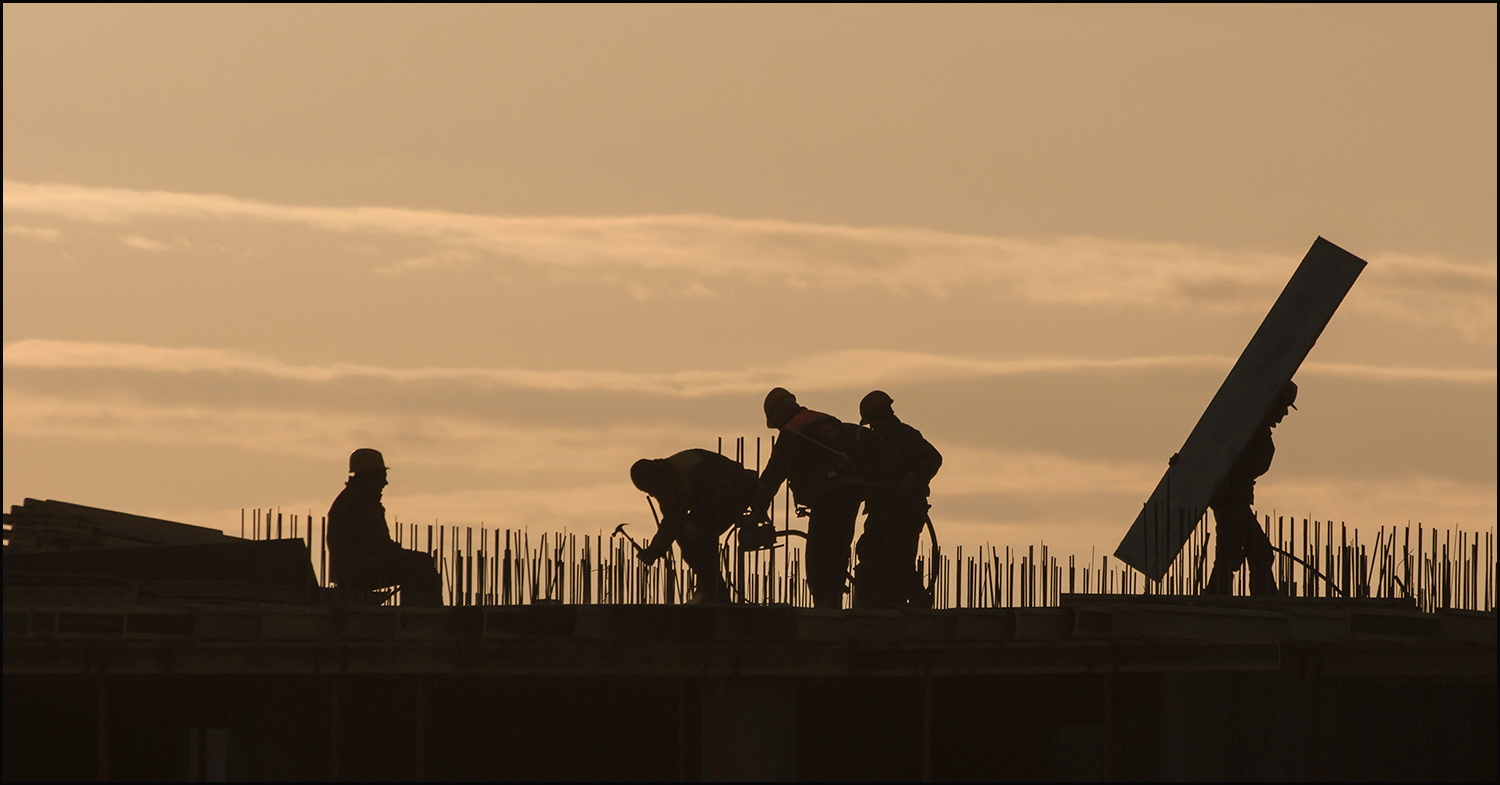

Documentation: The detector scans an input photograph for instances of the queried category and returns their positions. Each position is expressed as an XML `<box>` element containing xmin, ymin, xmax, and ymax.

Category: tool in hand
<box><xmin>611</xmin><ymin>523</ymin><xmax>644</xmax><ymax>555</ymax></box>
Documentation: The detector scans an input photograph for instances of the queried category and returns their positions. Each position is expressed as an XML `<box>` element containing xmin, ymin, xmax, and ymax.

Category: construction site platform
<box><xmin>3</xmin><ymin>597</ymin><xmax>1495</xmax><ymax>679</ymax></box>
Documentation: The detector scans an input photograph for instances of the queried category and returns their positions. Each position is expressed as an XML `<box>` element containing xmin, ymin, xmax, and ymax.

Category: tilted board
<box><xmin>1113</xmin><ymin>237</ymin><xmax>1367</xmax><ymax>580</ymax></box>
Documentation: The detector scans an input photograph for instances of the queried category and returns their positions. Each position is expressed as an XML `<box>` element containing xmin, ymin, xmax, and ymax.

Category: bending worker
<box><xmin>1195</xmin><ymin>380</ymin><xmax>1298</xmax><ymax>596</ymax></box>
<box><xmin>756</xmin><ymin>388</ymin><xmax>867</xmax><ymax>609</ymax></box>
<box><xmin>327</xmin><ymin>448</ymin><xmax>443</xmax><ymax>606</ymax></box>
<box><xmin>631</xmin><ymin>449</ymin><xmax>759</xmax><ymax>604</ymax></box>
<box><xmin>854</xmin><ymin>390</ymin><xmax>943</xmax><ymax>609</ymax></box>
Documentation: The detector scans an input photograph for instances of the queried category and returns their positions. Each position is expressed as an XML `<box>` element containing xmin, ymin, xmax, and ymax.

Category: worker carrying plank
<box><xmin>631</xmin><ymin>449</ymin><xmax>759</xmax><ymax>604</ymax></box>
<box><xmin>754</xmin><ymin>388</ymin><xmax>873</xmax><ymax>609</ymax></box>
<box><xmin>853</xmin><ymin>390</ymin><xmax>943</xmax><ymax>609</ymax></box>
<box><xmin>327</xmin><ymin>449</ymin><xmax>443</xmax><ymax>605</ymax></box>
<box><xmin>1175</xmin><ymin>381</ymin><xmax>1298</xmax><ymax>596</ymax></box>
<box><xmin>1114</xmin><ymin>238</ymin><xmax>1365</xmax><ymax>583</ymax></box>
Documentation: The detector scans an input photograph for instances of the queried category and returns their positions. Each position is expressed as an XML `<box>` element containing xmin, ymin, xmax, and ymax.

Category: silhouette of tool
<box><xmin>611</xmin><ymin>523</ymin><xmax>644</xmax><ymax>555</ymax></box>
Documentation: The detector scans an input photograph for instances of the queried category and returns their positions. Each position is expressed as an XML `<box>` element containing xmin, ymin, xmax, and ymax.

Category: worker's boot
<box><xmin>1248</xmin><ymin>560</ymin><xmax>1280</xmax><ymax>596</ymax></box>
<box><xmin>852</xmin><ymin>565</ymin><xmax>889</xmax><ymax>609</ymax></box>
<box><xmin>1202</xmin><ymin>564</ymin><xmax>1233</xmax><ymax>595</ymax></box>
<box><xmin>907</xmin><ymin>574</ymin><xmax>934</xmax><ymax>609</ymax></box>
<box><xmin>811</xmin><ymin>587</ymin><xmax>845</xmax><ymax>610</ymax></box>
<box><xmin>687</xmin><ymin>578</ymin><xmax>730</xmax><ymax>605</ymax></box>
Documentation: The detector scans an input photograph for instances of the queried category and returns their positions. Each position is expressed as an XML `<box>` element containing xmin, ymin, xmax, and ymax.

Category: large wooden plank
<box><xmin>1113</xmin><ymin>237</ymin><xmax>1367</xmax><ymax>580</ymax></box>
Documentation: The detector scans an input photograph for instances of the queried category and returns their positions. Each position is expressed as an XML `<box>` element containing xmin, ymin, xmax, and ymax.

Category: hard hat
<box><xmin>630</xmin><ymin>458</ymin><xmax>671</xmax><ymax>495</ymax></box>
<box><xmin>764</xmin><ymin>387</ymin><xmax>799</xmax><ymax>428</ymax></box>
<box><xmin>629</xmin><ymin>459</ymin><xmax>655</xmax><ymax>493</ymax></box>
<box><xmin>859</xmin><ymin>390</ymin><xmax>894</xmax><ymax>425</ymax></box>
<box><xmin>1280</xmin><ymin>380</ymin><xmax>1298</xmax><ymax>410</ymax></box>
<box><xmin>349</xmin><ymin>448</ymin><xmax>388</xmax><ymax>473</ymax></box>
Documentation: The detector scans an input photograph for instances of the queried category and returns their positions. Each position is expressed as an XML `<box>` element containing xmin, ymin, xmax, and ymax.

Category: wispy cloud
<box><xmin>1299</xmin><ymin>361</ymin><xmax>1497</xmax><ymax>384</ymax></box>
<box><xmin>119</xmin><ymin>234</ymin><xmax>170</xmax><ymax>251</ymax></box>
<box><xmin>1</xmin><ymin>390</ymin><xmax>692</xmax><ymax>482</ymax></box>
<box><xmin>0</xmin><ymin>388</ymin><xmax>1211</xmax><ymax>528</ymax></box>
<box><xmin>375</xmin><ymin>247</ymin><xmax>478</xmax><ymax>275</ymax></box>
<box><xmin>934</xmin><ymin>445</ymin><xmax>1161</xmax><ymax>498</ymax></box>
<box><xmin>10</xmin><ymin>388</ymin><xmax>1490</xmax><ymax>543</ymax></box>
<box><xmin>6</xmin><ymin>180</ymin><xmax>1493</xmax><ymax>338</ymax></box>
<box><xmin>6</xmin><ymin>340</ymin><xmax>1492</xmax><ymax>397</ymax></box>
<box><xmin>3</xmin><ymin>224</ymin><xmax>61</xmax><ymax>241</ymax></box>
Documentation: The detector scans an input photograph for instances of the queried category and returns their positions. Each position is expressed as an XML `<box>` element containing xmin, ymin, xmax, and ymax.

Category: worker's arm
<box><xmin>1238</xmin><ymin>426</ymin><xmax>1275</xmax><ymax>481</ymax></box>
<box><xmin>1210</xmin><ymin>424</ymin><xmax>1275</xmax><ymax>502</ymax></box>
<box><xmin>894</xmin><ymin>425</ymin><xmax>943</xmax><ymax>498</ymax></box>
<box><xmin>906</xmin><ymin>428</ymin><xmax>943</xmax><ymax>488</ymax></box>
<box><xmin>753</xmin><ymin>437</ymin><xmax>792</xmax><ymax>519</ymax></box>
<box><xmin>639</xmin><ymin>496</ymin><xmax>687</xmax><ymax>563</ymax></box>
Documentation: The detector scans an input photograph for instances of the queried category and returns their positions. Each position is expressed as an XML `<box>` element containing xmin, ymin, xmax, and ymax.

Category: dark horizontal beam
<box><xmin>6</xmin><ymin>603</ymin><xmax>1492</xmax><ymax>679</ymax></box>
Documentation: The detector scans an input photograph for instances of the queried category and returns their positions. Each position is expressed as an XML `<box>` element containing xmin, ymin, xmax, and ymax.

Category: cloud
<box><xmin>375</xmin><ymin>247</ymin><xmax>478</xmax><ymax>275</ymax></box>
<box><xmin>3</xmin><ymin>224</ymin><xmax>61</xmax><ymax>241</ymax></box>
<box><xmin>6</xmin><ymin>340</ymin><xmax>1492</xmax><ymax>399</ymax></box>
<box><xmin>0</xmin><ymin>390</ymin><xmax>693</xmax><ymax>483</ymax></box>
<box><xmin>6</xmin><ymin>180</ymin><xmax>1493</xmax><ymax>337</ymax></box>
<box><xmin>0</xmin><ymin>391</ymin><xmax>694</xmax><ymax>535</ymax></box>
<box><xmin>1351</xmin><ymin>253</ymin><xmax>1497</xmax><ymax>342</ymax></box>
<box><xmin>12</xmin><ymin>387</ymin><xmax>1488</xmax><ymax>552</ymax></box>
<box><xmin>119</xmin><ymin>234</ymin><xmax>170</xmax><ymax>251</ymax></box>
<box><xmin>934</xmin><ymin>445</ymin><xmax>1160</xmax><ymax>498</ymax></box>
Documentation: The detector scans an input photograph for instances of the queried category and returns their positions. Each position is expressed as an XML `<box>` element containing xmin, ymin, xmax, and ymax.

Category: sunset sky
<box><xmin>4</xmin><ymin>5</ymin><xmax>1495</xmax><ymax>557</ymax></box>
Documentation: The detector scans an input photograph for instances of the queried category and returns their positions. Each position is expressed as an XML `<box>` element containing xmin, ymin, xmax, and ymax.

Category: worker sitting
<box><xmin>327</xmin><ymin>448</ymin><xmax>443</xmax><ymax>606</ymax></box>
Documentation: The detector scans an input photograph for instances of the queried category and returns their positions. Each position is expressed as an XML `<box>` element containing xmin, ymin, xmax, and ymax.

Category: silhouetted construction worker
<box><xmin>1198</xmin><ymin>381</ymin><xmax>1298</xmax><ymax>596</ymax></box>
<box><xmin>327</xmin><ymin>449</ymin><xmax>443</xmax><ymax>606</ymax></box>
<box><xmin>853</xmin><ymin>391</ymin><xmax>943</xmax><ymax>609</ymax></box>
<box><xmin>632</xmin><ymin>449</ymin><xmax>759</xmax><ymax>604</ymax></box>
<box><xmin>755</xmin><ymin>388</ymin><xmax>868</xmax><ymax>609</ymax></box>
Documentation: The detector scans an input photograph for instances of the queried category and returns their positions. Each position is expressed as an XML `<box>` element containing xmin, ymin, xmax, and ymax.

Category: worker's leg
<box><xmin>358</xmin><ymin>548</ymin><xmax>442</xmax><ymax>605</ymax></box>
<box><xmin>679</xmin><ymin>512</ymin><xmax>730</xmax><ymax>603</ymax></box>
<box><xmin>805</xmin><ymin>485</ymin><xmax>862</xmax><ymax>609</ymax></box>
<box><xmin>1206</xmin><ymin>500</ymin><xmax>1252</xmax><ymax>595</ymax></box>
<box><xmin>1244</xmin><ymin>516</ymin><xmax>1279</xmax><ymax>596</ymax></box>
<box><xmin>391</xmin><ymin>549</ymin><xmax>443</xmax><ymax>607</ymax></box>
<box><xmin>894</xmin><ymin>506</ymin><xmax>928</xmax><ymax>607</ymax></box>
<box><xmin>854</xmin><ymin>506</ymin><xmax>900</xmax><ymax>609</ymax></box>
<box><xmin>855</xmin><ymin>503</ymin><xmax>924</xmax><ymax>609</ymax></box>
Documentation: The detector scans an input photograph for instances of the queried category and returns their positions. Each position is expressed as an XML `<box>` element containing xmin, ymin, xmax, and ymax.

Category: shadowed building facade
<box><xmin>4</xmin><ymin>598</ymin><xmax>1494</xmax><ymax>780</ymax></box>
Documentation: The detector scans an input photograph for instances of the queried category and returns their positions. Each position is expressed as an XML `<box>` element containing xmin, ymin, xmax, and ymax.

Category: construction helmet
<box><xmin>630</xmin><ymin>458</ymin><xmax>671</xmax><ymax>496</ymax></box>
<box><xmin>859</xmin><ymin>390</ymin><xmax>895</xmax><ymax>425</ymax></box>
<box><xmin>764</xmin><ymin>387</ymin><xmax>800</xmax><ymax>428</ymax></box>
<box><xmin>349</xmin><ymin>448</ymin><xmax>388</xmax><ymax>474</ymax></box>
<box><xmin>1279</xmin><ymin>380</ymin><xmax>1298</xmax><ymax>410</ymax></box>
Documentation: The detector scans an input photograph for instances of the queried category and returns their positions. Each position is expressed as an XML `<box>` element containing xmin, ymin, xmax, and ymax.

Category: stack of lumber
<box><xmin>3</xmin><ymin>498</ymin><xmax>227</xmax><ymax>552</ymax></box>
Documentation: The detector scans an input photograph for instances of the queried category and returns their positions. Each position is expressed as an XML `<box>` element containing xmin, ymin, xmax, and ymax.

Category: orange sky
<box><xmin>4</xmin><ymin>5</ymin><xmax>1495</xmax><ymax>557</ymax></box>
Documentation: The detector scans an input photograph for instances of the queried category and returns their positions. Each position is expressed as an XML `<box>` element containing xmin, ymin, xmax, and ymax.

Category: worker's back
<box><xmin>327</xmin><ymin>477</ymin><xmax>392</xmax><ymax>588</ymax></box>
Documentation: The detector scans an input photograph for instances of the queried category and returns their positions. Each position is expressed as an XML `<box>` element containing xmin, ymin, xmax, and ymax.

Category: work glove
<box><xmin>637</xmin><ymin>539</ymin><xmax>669</xmax><ymax>564</ymax></box>
<box><xmin>738</xmin><ymin>521</ymin><xmax>778</xmax><ymax>552</ymax></box>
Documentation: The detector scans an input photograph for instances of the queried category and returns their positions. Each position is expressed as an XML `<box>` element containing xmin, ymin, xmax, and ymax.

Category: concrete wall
<box><xmin>5</xmin><ymin>669</ymin><xmax>1494</xmax><ymax>780</ymax></box>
